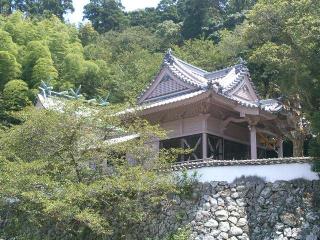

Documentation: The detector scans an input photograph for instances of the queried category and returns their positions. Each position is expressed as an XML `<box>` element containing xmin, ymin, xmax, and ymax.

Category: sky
<box><xmin>66</xmin><ymin>0</ymin><xmax>161</xmax><ymax>24</ymax></box>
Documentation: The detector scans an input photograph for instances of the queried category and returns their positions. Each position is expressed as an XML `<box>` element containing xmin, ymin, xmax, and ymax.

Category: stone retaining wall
<box><xmin>144</xmin><ymin>179</ymin><xmax>320</xmax><ymax>240</ymax></box>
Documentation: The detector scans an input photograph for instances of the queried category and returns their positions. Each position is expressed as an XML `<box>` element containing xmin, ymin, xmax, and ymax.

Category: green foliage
<box><xmin>0</xmin><ymin>50</ymin><xmax>21</xmax><ymax>89</ymax></box>
<box><xmin>114</xmin><ymin>47</ymin><xmax>162</xmax><ymax>102</ymax></box>
<box><xmin>181</xmin><ymin>0</ymin><xmax>224</xmax><ymax>39</ymax></box>
<box><xmin>173</xmin><ymin>32</ymin><xmax>244</xmax><ymax>72</ymax></box>
<box><xmin>103</xmin><ymin>26</ymin><xmax>161</xmax><ymax>54</ymax></box>
<box><xmin>2</xmin><ymin>79</ymin><xmax>32</xmax><ymax>111</ymax></box>
<box><xmin>0</xmin><ymin>29</ymin><xmax>18</xmax><ymax>55</ymax></box>
<box><xmin>0</xmin><ymin>105</ymin><xmax>185</xmax><ymax>239</ymax></box>
<box><xmin>78</xmin><ymin>22</ymin><xmax>99</xmax><ymax>46</ymax></box>
<box><xmin>245</xmin><ymin>0</ymin><xmax>320</xmax><ymax>98</ymax></box>
<box><xmin>84</xmin><ymin>0</ymin><xmax>129</xmax><ymax>33</ymax></box>
<box><xmin>156</xmin><ymin>0</ymin><xmax>182</xmax><ymax>23</ymax></box>
<box><xmin>31</xmin><ymin>57</ymin><xmax>58</xmax><ymax>87</ymax></box>
<box><xmin>175</xmin><ymin>171</ymin><xmax>198</xmax><ymax>198</ymax></box>
<box><xmin>156</xmin><ymin>20</ymin><xmax>182</xmax><ymax>49</ymax></box>
<box><xmin>0</xmin><ymin>0</ymin><xmax>74</xmax><ymax>19</ymax></box>
<box><xmin>226</xmin><ymin>0</ymin><xmax>257</xmax><ymax>14</ymax></box>
<box><xmin>0</xmin><ymin>13</ymin><xmax>115</xmax><ymax>102</ymax></box>
<box><xmin>242</xmin><ymin>0</ymin><xmax>320</xmax><ymax>155</ymax></box>
<box><xmin>167</xmin><ymin>227</ymin><xmax>191</xmax><ymax>240</ymax></box>
<box><xmin>128</xmin><ymin>8</ymin><xmax>161</xmax><ymax>29</ymax></box>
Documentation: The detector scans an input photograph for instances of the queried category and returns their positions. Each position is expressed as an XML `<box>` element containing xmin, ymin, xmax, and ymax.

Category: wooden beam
<box><xmin>221</xmin><ymin>116</ymin><xmax>249</xmax><ymax>132</ymax></box>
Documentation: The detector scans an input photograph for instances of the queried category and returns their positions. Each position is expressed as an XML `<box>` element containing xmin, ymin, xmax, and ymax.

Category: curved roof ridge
<box><xmin>169</xmin><ymin>58</ymin><xmax>208</xmax><ymax>86</ymax></box>
<box><xmin>173</xmin><ymin>56</ymin><xmax>209</xmax><ymax>76</ymax></box>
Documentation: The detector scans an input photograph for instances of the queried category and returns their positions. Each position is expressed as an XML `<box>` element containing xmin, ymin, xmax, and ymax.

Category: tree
<box><xmin>102</xmin><ymin>26</ymin><xmax>161</xmax><ymax>54</ymax></box>
<box><xmin>2</xmin><ymin>12</ymin><xmax>39</xmax><ymax>45</ymax></box>
<box><xmin>2</xmin><ymin>79</ymin><xmax>32</xmax><ymax>111</ymax></box>
<box><xmin>78</xmin><ymin>22</ymin><xmax>99</xmax><ymax>46</ymax></box>
<box><xmin>84</xmin><ymin>0</ymin><xmax>129</xmax><ymax>33</ymax></box>
<box><xmin>0</xmin><ymin>0</ymin><xmax>74</xmax><ymax>19</ymax></box>
<box><xmin>0</xmin><ymin>105</ymin><xmax>187</xmax><ymax>239</ymax></box>
<box><xmin>27</xmin><ymin>0</ymin><xmax>74</xmax><ymax>19</ymax></box>
<box><xmin>114</xmin><ymin>47</ymin><xmax>163</xmax><ymax>102</ymax></box>
<box><xmin>60</xmin><ymin>53</ymin><xmax>85</xmax><ymax>89</ymax></box>
<box><xmin>0</xmin><ymin>79</ymin><xmax>29</xmax><ymax>128</ymax></box>
<box><xmin>156</xmin><ymin>20</ymin><xmax>182</xmax><ymax>49</ymax></box>
<box><xmin>128</xmin><ymin>8</ymin><xmax>160</xmax><ymax>30</ymax></box>
<box><xmin>78</xmin><ymin>61</ymin><xmax>103</xmax><ymax>97</ymax></box>
<box><xmin>173</xmin><ymin>39</ymin><xmax>220</xmax><ymax>71</ymax></box>
<box><xmin>244</xmin><ymin>0</ymin><xmax>320</xmax><ymax>157</ymax></box>
<box><xmin>22</xmin><ymin>41</ymin><xmax>52</xmax><ymax>87</ymax></box>
<box><xmin>0</xmin><ymin>51</ymin><xmax>21</xmax><ymax>89</ymax></box>
<box><xmin>181</xmin><ymin>0</ymin><xmax>225</xmax><ymax>39</ymax></box>
<box><xmin>31</xmin><ymin>57</ymin><xmax>59</xmax><ymax>87</ymax></box>
<box><xmin>156</xmin><ymin>0</ymin><xmax>181</xmax><ymax>23</ymax></box>
<box><xmin>0</xmin><ymin>29</ymin><xmax>18</xmax><ymax>56</ymax></box>
<box><xmin>226</xmin><ymin>0</ymin><xmax>257</xmax><ymax>14</ymax></box>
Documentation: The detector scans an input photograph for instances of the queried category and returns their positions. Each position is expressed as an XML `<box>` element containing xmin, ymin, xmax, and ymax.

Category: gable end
<box><xmin>145</xmin><ymin>75</ymin><xmax>190</xmax><ymax>101</ymax></box>
<box><xmin>138</xmin><ymin>67</ymin><xmax>197</xmax><ymax>104</ymax></box>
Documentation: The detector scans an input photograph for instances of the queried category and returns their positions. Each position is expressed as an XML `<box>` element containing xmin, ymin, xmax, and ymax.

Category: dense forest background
<box><xmin>0</xmin><ymin>1</ymin><xmax>319</xmax><ymax>238</ymax></box>
<box><xmin>0</xmin><ymin>0</ymin><xmax>319</xmax><ymax>156</ymax></box>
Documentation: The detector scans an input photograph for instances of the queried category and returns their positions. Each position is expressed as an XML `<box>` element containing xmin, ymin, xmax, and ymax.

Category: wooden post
<box><xmin>249</xmin><ymin>125</ymin><xmax>257</xmax><ymax>159</ymax></box>
<box><xmin>201</xmin><ymin>113</ymin><xmax>210</xmax><ymax>160</ymax></box>
<box><xmin>202</xmin><ymin>132</ymin><xmax>207</xmax><ymax>160</ymax></box>
<box><xmin>278</xmin><ymin>139</ymin><xmax>284</xmax><ymax>158</ymax></box>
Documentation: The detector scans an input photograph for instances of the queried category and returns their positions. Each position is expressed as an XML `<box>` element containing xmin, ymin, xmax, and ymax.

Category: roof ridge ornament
<box><xmin>238</xmin><ymin>57</ymin><xmax>247</xmax><ymax>66</ymax></box>
<box><xmin>68</xmin><ymin>85</ymin><xmax>83</xmax><ymax>99</ymax></box>
<box><xmin>39</xmin><ymin>81</ymin><xmax>53</xmax><ymax>98</ymax></box>
<box><xmin>164</xmin><ymin>48</ymin><xmax>174</xmax><ymax>65</ymax></box>
<box><xmin>38</xmin><ymin>83</ymin><xmax>110</xmax><ymax>107</ymax></box>
<box><xmin>207</xmin><ymin>79</ymin><xmax>223</xmax><ymax>93</ymax></box>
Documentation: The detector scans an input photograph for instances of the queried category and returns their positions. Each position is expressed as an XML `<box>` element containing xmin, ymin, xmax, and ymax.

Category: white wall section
<box><xmin>187</xmin><ymin>163</ymin><xmax>319</xmax><ymax>183</ymax></box>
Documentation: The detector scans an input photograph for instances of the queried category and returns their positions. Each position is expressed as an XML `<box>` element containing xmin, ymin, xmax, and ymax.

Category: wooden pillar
<box><xmin>201</xmin><ymin>113</ymin><xmax>210</xmax><ymax>160</ymax></box>
<box><xmin>202</xmin><ymin>132</ymin><xmax>207</xmax><ymax>160</ymax></box>
<box><xmin>278</xmin><ymin>139</ymin><xmax>284</xmax><ymax>158</ymax></box>
<box><xmin>249</xmin><ymin>125</ymin><xmax>257</xmax><ymax>159</ymax></box>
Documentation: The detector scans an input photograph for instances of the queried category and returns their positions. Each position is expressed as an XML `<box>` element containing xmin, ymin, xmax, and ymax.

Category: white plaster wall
<box><xmin>184</xmin><ymin>117</ymin><xmax>202</xmax><ymax>133</ymax></box>
<box><xmin>161</xmin><ymin>120</ymin><xmax>180</xmax><ymax>137</ymax></box>
<box><xmin>161</xmin><ymin>116</ymin><xmax>203</xmax><ymax>138</ymax></box>
<box><xmin>187</xmin><ymin>163</ymin><xmax>319</xmax><ymax>183</ymax></box>
<box><xmin>207</xmin><ymin>116</ymin><xmax>222</xmax><ymax>134</ymax></box>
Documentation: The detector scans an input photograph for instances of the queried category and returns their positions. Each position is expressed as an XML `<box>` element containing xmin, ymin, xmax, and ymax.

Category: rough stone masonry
<box><xmin>145</xmin><ymin>179</ymin><xmax>320</xmax><ymax>240</ymax></box>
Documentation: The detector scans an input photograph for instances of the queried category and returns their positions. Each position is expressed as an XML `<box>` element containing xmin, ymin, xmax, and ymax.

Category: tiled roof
<box><xmin>158</xmin><ymin>157</ymin><xmax>314</xmax><ymax>171</ymax></box>
<box><xmin>138</xmin><ymin>50</ymin><xmax>283</xmax><ymax>114</ymax></box>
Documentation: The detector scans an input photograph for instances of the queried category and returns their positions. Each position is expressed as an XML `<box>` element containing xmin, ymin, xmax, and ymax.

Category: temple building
<box><xmin>134</xmin><ymin>50</ymin><xmax>293</xmax><ymax>161</ymax></box>
<box><xmin>36</xmin><ymin>50</ymin><xmax>318</xmax><ymax>182</ymax></box>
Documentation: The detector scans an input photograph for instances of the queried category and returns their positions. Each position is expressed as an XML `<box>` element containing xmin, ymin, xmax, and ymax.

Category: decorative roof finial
<box><xmin>238</xmin><ymin>57</ymin><xmax>247</xmax><ymax>65</ymax></box>
<box><xmin>39</xmin><ymin>81</ymin><xmax>53</xmax><ymax>98</ymax></box>
<box><xmin>98</xmin><ymin>93</ymin><xmax>110</xmax><ymax>107</ymax></box>
<box><xmin>207</xmin><ymin>80</ymin><xmax>223</xmax><ymax>93</ymax></box>
<box><xmin>207</xmin><ymin>79</ymin><xmax>214</xmax><ymax>89</ymax></box>
<box><xmin>69</xmin><ymin>85</ymin><xmax>83</xmax><ymax>99</ymax></box>
<box><xmin>164</xmin><ymin>48</ymin><xmax>174</xmax><ymax>65</ymax></box>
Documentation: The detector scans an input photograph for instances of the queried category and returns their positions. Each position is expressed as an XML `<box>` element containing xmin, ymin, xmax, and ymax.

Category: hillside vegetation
<box><xmin>0</xmin><ymin>0</ymin><xmax>319</xmax><ymax>238</ymax></box>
